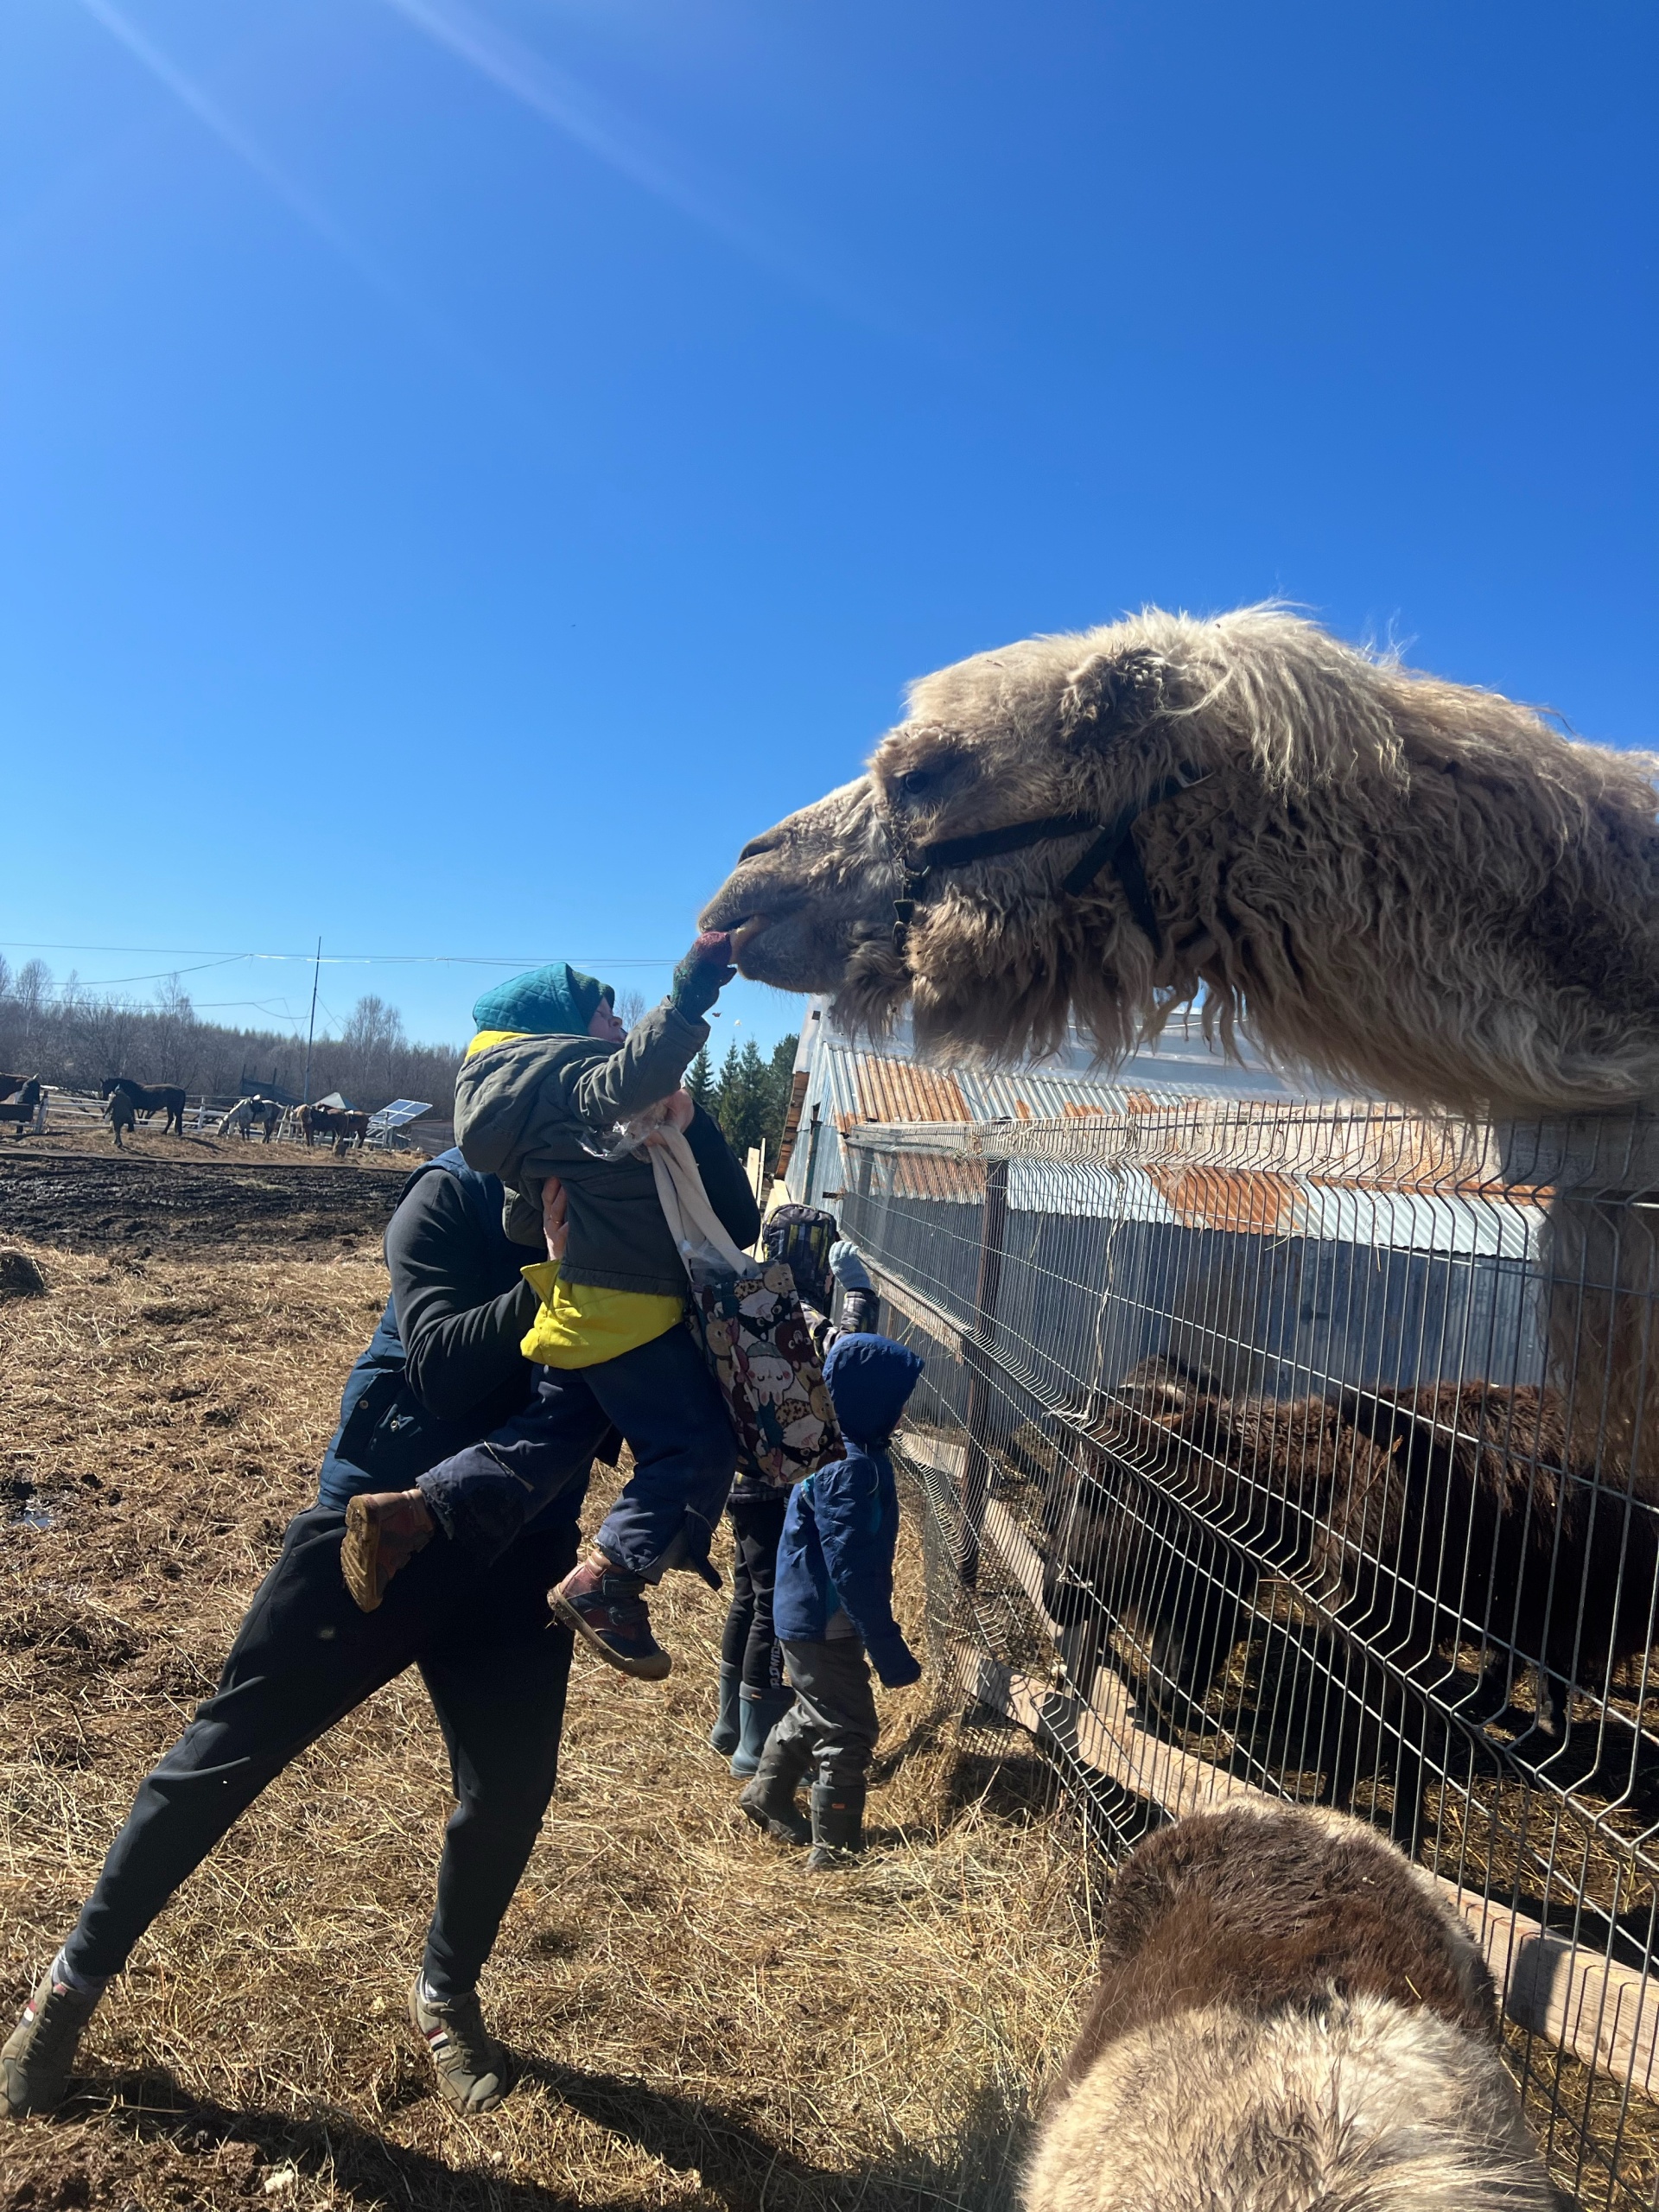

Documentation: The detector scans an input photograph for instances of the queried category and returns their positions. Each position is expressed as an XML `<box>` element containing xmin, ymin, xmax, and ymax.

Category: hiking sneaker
<box><xmin>549</xmin><ymin>1554</ymin><xmax>671</xmax><ymax>1681</ymax></box>
<box><xmin>409</xmin><ymin>1980</ymin><xmax>511</xmax><ymax>2113</ymax></box>
<box><xmin>342</xmin><ymin>1489</ymin><xmax>435</xmax><ymax>1612</ymax></box>
<box><xmin>3</xmin><ymin>1966</ymin><xmax>99</xmax><ymax>2120</ymax></box>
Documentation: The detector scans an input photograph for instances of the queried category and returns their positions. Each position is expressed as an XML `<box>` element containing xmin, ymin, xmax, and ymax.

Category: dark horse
<box><xmin>0</xmin><ymin>1076</ymin><xmax>42</xmax><ymax>1140</ymax></box>
<box><xmin>100</xmin><ymin>1076</ymin><xmax>187</xmax><ymax>1137</ymax></box>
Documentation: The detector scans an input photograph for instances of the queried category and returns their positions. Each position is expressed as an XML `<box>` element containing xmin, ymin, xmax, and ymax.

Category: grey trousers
<box><xmin>773</xmin><ymin>1637</ymin><xmax>880</xmax><ymax>1783</ymax></box>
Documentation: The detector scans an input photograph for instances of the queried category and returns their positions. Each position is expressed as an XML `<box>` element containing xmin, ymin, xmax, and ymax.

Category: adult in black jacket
<box><xmin>4</xmin><ymin>1150</ymin><xmax>601</xmax><ymax>2120</ymax></box>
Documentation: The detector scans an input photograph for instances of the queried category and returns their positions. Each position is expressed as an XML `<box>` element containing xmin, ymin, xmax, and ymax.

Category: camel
<box><xmin>1024</xmin><ymin>1803</ymin><xmax>1556</xmax><ymax>2211</ymax></box>
<box><xmin>702</xmin><ymin>606</ymin><xmax>1659</xmax><ymax>1472</ymax></box>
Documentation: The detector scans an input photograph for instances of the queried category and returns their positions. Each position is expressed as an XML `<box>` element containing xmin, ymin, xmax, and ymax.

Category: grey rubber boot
<box><xmin>409</xmin><ymin>1980</ymin><xmax>512</xmax><ymax>2113</ymax></box>
<box><xmin>806</xmin><ymin>1780</ymin><xmax>867</xmax><ymax>1871</ymax></box>
<box><xmin>709</xmin><ymin>1664</ymin><xmax>741</xmax><ymax>1758</ymax></box>
<box><xmin>3</xmin><ymin>1966</ymin><xmax>100</xmax><ymax>2120</ymax></box>
<box><xmin>738</xmin><ymin>1732</ymin><xmax>813</xmax><ymax>1846</ymax></box>
<box><xmin>730</xmin><ymin>1686</ymin><xmax>794</xmax><ymax>1777</ymax></box>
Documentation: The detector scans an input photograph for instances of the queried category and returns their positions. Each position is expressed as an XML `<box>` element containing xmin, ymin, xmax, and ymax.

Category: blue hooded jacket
<box><xmin>772</xmin><ymin>1333</ymin><xmax>925</xmax><ymax>1683</ymax></box>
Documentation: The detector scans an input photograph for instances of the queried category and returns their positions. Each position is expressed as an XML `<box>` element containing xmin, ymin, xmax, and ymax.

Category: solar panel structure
<box><xmin>365</xmin><ymin>1099</ymin><xmax>433</xmax><ymax>1145</ymax></box>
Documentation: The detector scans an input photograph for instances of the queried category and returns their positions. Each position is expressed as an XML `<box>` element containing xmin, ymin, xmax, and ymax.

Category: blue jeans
<box><xmin>418</xmin><ymin>1323</ymin><xmax>738</xmax><ymax>1582</ymax></box>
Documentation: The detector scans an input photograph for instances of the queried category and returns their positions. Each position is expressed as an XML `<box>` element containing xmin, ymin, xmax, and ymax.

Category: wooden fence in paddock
<box><xmin>842</xmin><ymin>1100</ymin><xmax>1659</xmax><ymax>2212</ymax></box>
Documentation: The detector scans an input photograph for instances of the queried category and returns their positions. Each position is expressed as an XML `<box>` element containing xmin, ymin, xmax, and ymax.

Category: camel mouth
<box><xmin>729</xmin><ymin>917</ymin><xmax>772</xmax><ymax>964</ymax></box>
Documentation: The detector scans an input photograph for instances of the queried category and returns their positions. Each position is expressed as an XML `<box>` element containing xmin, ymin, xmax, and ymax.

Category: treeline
<box><xmin>0</xmin><ymin>957</ymin><xmax>802</xmax><ymax>1147</ymax></box>
<box><xmin>690</xmin><ymin>1033</ymin><xmax>799</xmax><ymax>1170</ymax></box>
<box><xmin>0</xmin><ymin>959</ymin><xmax>462</xmax><ymax>1113</ymax></box>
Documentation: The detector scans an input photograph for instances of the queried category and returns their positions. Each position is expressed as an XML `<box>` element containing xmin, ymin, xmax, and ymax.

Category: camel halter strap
<box><xmin>888</xmin><ymin>767</ymin><xmax>1208</xmax><ymax>959</ymax></box>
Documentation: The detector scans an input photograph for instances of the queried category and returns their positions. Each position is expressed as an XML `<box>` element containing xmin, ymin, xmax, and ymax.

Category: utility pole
<box><xmin>302</xmin><ymin>938</ymin><xmax>321</xmax><ymax>1105</ymax></box>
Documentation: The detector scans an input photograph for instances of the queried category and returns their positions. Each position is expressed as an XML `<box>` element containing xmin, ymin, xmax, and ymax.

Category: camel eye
<box><xmin>895</xmin><ymin>767</ymin><xmax>938</xmax><ymax>800</ymax></box>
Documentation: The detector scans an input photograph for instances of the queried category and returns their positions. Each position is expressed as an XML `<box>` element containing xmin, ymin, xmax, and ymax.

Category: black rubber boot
<box><xmin>709</xmin><ymin>1664</ymin><xmax>741</xmax><ymax>1758</ymax></box>
<box><xmin>730</xmin><ymin>1685</ymin><xmax>795</xmax><ymax>1777</ymax></box>
<box><xmin>738</xmin><ymin>1733</ymin><xmax>812</xmax><ymax>1847</ymax></box>
<box><xmin>806</xmin><ymin>1780</ymin><xmax>866</xmax><ymax>1871</ymax></box>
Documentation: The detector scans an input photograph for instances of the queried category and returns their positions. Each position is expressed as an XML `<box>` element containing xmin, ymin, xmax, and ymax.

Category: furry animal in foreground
<box><xmin>702</xmin><ymin>606</ymin><xmax>1659</xmax><ymax>1108</ymax></box>
<box><xmin>1024</xmin><ymin>1803</ymin><xmax>1560</xmax><ymax>2212</ymax></box>
<box><xmin>703</xmin><ymin>609</ymin><xmax>1659</xmax><ymax>1480</ymax></box>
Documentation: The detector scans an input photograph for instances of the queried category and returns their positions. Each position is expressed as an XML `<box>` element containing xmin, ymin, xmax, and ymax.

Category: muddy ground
<box><xmin>0</xmin><ymin>1128</ymin><xmax>407</xmax><ymax>1255</ymax></box>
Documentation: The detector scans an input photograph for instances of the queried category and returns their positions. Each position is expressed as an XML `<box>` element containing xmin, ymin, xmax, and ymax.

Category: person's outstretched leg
<box><xmin>551</xmin><ymin>1328</ymin><xmax>736</xmax><ymax>1680</ymax></box>
<box><xmin>410</xmin><ymin>1520</ymin><xmax>579</xmax><ymax>2111</ymax></box>
<box><xmin>5</xmin><ymin>1509</ymin><xmax>462</xmax><ymax>2119</ymax></box>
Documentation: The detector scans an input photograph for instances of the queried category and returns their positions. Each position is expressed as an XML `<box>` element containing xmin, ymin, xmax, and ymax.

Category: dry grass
<box><xmin>1</xmin><ymin>1234</ymin><xmax>1093</xmax><ymax>2212</ymax></box>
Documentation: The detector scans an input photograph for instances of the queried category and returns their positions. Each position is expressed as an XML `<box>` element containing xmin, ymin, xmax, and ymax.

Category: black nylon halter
<box><xmin>888</xmin><ymin>768</ymin><xmax>1207</xmax><ymax>959</ymax></box>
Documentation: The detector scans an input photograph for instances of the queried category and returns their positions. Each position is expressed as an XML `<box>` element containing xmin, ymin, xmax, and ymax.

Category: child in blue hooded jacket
<box><xmin>739</xmin><ymin>1332</ymin><xmax>925</xmax><ymax>1868</ymax></box>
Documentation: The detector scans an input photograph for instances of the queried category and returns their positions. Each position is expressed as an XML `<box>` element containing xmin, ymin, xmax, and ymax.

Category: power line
<box><xmin>0</xmin><ymin>940</ymin><xmax>681</xmax><ymax>968</ymax></box>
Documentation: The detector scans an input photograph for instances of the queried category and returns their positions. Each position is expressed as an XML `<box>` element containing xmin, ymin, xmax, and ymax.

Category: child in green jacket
<box><xmin>340</xmin><ymin>937</ymin><xmax>759</xmax><ymax>1681</ymax></box>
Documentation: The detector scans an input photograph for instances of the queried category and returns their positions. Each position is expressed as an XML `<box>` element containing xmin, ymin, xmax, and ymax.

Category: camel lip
<box><xmin>729</xmin><ymin>917</ymin><xmax>772</xmax><ymax>963</ymax></box>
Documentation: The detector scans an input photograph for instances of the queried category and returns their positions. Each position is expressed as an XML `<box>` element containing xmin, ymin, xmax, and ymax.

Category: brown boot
<box><xmin>341</xmin><ymin>1490</ymin><xmax>435</xmax><ymax>1612</ymax></box>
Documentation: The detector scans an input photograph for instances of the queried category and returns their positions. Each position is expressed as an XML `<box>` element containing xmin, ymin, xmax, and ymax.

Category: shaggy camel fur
<box><xmin>1024</xmin><ymin>1803</ymin><xmax>1558</xmax><ymax>2212</ymax></box>
<box><xmin>702</xmin><ymin>606</ymin><xmax>1659</xmax><ymax>1472</ymax></box>
<box><xmin>702</xmin><ymin>606</ymin><xmax>1659</xmax><ymax>1104</ymax></box>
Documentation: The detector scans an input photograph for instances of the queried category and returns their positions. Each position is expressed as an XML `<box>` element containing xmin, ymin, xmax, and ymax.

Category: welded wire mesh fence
<box><xmin>842</xmin><ymin>1098</ymin><xmax>1659</xmax><ymax>2211</ymax></box>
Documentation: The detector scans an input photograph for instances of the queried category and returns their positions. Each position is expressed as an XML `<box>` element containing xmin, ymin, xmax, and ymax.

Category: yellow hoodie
<box><xmin>465</xmin><ymin>1028</ymin><xmax>684</xmax><ymax>1370</ymax></box>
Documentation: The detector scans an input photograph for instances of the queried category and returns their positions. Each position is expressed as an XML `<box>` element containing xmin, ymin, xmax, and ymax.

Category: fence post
<box><xmin>958</xmin><ymin>1141</ymin><xmax>1011</xmax><ymax>1587</ymax></box>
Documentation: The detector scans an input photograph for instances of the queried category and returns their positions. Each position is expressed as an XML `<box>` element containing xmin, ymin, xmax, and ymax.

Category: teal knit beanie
<box><xmin>471</xmin><ymin>963</ymin><xmax>614</xmax><ymax>1038</ymax></box>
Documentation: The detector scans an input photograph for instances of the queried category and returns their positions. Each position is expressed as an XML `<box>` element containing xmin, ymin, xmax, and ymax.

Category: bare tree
<box><xmin>615</xmin><ymin>988</ymin><xmax>648</xmax><ymax>1030</ymax></box>
<box><xmin>151</xmin><ymin>976</ymin><xmax>198</xmax><ymax>1087</ymax></box>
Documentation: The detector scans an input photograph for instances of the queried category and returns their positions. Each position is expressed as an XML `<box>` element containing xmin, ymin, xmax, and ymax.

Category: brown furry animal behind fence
<box><xmin>702</xmin><ymin>607</ymin><xmax>1659</xmax><ymax>1478</ymax></box>
<box><xmin>1024</xmin><ymin>1803</ymin><xmax>1560</xmax><ymax>2211</ymax></box>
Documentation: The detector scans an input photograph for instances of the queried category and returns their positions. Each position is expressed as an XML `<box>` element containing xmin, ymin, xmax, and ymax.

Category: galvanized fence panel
<box><xmin>842</xmin><ymin>1101</ymin><xmax>1659</xmax><ymax>2211</ymax></box>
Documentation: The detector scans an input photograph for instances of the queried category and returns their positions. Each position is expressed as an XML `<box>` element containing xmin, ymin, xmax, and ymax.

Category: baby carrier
<box><xmin>760</xmin><ymin>1204</ymin><xmax>837</xmax><ymax>1315</ymax></box>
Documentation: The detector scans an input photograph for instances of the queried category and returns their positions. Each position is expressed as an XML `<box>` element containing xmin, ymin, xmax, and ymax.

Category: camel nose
<box><xmin>738</xmin><ymin>830</ymin><xmax>782</xmax><ymax>862</ymax></box>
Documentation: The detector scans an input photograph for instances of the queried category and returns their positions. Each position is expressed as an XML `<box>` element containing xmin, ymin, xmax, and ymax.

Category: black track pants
<box><xmin>63</xmin><ymin>1503</ymin><xmax>579</xmax><ymax>2000</ymax></box>
<box><xmin>718</xmin><ymin>1493</ymin><xmax>789</xmax><ymax>1691</ymax></box>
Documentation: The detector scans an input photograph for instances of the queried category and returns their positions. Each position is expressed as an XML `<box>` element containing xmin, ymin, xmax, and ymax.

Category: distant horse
<box><xmin>217</xmin><ymin>1097</ymin><xmax>282</xmax><ymax>1142</ymax></box>
<box><xmin>298</xmin><ymin>1103</ymin><xmax>370</xmax><ymax>1152</ymax></box>
<box><xmin>101</xmin><ymin>1076</ymin><xmax>186</xmax><ymax>1138</ymax></box>
<box><xmin>0</xmin><ymin>1077</ymin><xmax>43</xmax><ymax>1141</ymax></box>
<box><xmin>106</xmin><ymin>1089</ymin><xmax>137</xmax><ymax>1149</ymax></box>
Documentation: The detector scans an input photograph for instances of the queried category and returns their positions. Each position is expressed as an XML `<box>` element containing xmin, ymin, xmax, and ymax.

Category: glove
<box><xmin>869</xmin><ymin>1633</ymin><xmax>923</xmax><ymax>1689</ymax></box>
<box><xmin>829</xmin><ymin>1239</ymin><xmax>874</xmax><ymax>1294</ymax></box>
<box><xmin>670</xmin><ymin>931</ymin><xmax>737</xmax><ymax>1022</ymax></box>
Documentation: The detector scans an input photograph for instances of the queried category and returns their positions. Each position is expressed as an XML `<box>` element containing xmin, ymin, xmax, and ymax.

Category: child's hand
<box><xmin>541</xmin><ymin>1177</ymin><xmax>569</xmax><ymax>1265</ymax></box>
<box><xmin>871</xmin><ymin>1634</ymin><xmax>923</xmax><ymax>1689</ymax></box>
<box><xmin>670</xmin><ymin>932</ymin><xmax>737</xmax><ymax>1021</ymax></box>
<box><xmin>665</xmin><ymin>1089</ymin><xmax>695</xmax><ymax>1132</ymax></box>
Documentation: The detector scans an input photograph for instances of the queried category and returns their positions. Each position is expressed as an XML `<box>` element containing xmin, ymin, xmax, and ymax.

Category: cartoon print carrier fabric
<box><xmin>641</xmin><ymin>1122</ymin><xmax>842</xmax><ymax>1487</ymax></box>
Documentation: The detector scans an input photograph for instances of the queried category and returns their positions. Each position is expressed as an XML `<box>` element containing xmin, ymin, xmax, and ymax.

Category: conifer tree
<box><xmin>686</xmin><ymin>1045</ymin><xmax>716</xmax><ymax>1115</ymax></box>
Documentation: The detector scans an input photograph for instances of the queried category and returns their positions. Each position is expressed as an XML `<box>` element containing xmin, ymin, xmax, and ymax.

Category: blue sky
<box><xmin>3</xmin><ymin>0</ymin><xmax>1654</xmax><ymax>1057</ymax></box>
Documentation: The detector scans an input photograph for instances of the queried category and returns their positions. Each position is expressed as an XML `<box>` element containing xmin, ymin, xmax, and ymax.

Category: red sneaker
<box><xmin>549</xmin><ymin>1554</ymin><xmax>671</xmax><ymax>1681</ymax></box>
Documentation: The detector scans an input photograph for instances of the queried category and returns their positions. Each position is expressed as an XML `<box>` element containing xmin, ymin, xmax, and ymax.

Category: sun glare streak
<box><xmin>73</xmin><ymin>0</ymin><xmax>558</xmax><ymax>434</ymax></box>
<box><xmin>373</xmin><ymin>0</ymin><xmax>865</xmax><ymax>316</ymax></box>
<box><xmin>75</xmin><ymin>0</ymin><xmax>375</xmax><ymax>275</ymax></box>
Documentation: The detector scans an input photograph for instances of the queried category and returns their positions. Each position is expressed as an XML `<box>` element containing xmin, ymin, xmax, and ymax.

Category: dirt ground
<box><xmin>0</xmin><ymin>1122</ymin><xmax>409</xmax><ymax>1255</ymax></box>
<box><xmin>0</xmin><ymin>1154</ymin><xmax>1093</xmax><ymax>2212</ymax></box>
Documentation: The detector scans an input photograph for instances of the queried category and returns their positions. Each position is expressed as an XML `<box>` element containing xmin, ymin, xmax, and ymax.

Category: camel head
<box><xmin>703</xmin><ymin>605</ymin><xmax>1659</xmax><ymax>1102</ymax></box>
<box><xmin>702</xmin><ymin>613</ymin><xmax>1251</xmax><ymax>1060</ymax></box>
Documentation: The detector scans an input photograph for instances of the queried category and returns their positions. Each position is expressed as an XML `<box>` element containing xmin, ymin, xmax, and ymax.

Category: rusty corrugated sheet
<box><xmin>1146</xmin><ymin>1166</ymin><xmax>1301</xmax><ymax>1236</ymax></box>
<box><xmin>853</xmin><ymin>1055</ymin><xmax>971</xmax><ymax>1124</ymax></box>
